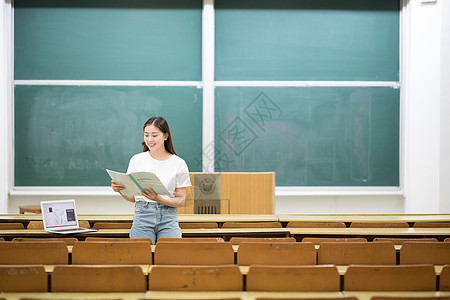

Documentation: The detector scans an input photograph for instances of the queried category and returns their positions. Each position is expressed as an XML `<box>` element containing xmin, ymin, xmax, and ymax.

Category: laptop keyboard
<box><xmin>52</xmin><ymin>227</ymin><xmax>87</xmax><ymax>232</ymax></box>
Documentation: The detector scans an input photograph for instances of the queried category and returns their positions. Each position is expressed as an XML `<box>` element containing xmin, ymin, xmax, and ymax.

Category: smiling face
<box><xmin>144</xmin><ymin>124</ymin><xmax>168</xmax><ymax>154</ymax></box>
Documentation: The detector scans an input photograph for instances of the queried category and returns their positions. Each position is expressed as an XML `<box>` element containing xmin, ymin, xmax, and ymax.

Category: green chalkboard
<box><xmin>14</xmin><ymin>85</ymin><xmax>203</xmax><ymax>186</ymax></box>
<box><xmin>14</xmin><ymin>0</ymin><xmax>202</xmax><ymax>80</ymax></box>
<box><xmin>215</xmin><ymin>87</ymin><xmax>400</xmax><ymax>186</ymax></box>
<box><xmin>215</xmin><ymin>0</ymin><xmax>399</xmax><ymax>81</ymax></box>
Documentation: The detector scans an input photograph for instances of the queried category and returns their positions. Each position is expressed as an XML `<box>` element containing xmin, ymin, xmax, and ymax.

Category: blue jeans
<box><xmin>130</xmin><ymin>201</ymin><xmax>181</xmax><ymax>244</ymax></box>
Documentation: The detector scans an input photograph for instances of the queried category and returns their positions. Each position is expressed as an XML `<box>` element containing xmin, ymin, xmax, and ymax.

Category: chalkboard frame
<box><xmin>10</xmin><ymin>1</ymin><xmax>403</xmax><ymax>194</ymax></box>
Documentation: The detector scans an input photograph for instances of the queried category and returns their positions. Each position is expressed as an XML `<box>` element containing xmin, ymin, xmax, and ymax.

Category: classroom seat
<box><xmin>287</xmin><ymin>221</ymin><xmax>346</xmax><ymax>228</ymax></box>
<box><xmin>221</xmin><ymin>221</ymin><xmax>282</xmax><ymax>228</ymax></box>
<box><xmin>92</xmin><ymin>222</ymin><xmax>132</xmax><ymax>229</ymax></box>
<box><xmin>440</xmin><ymin>265</ymin><xmax>450</xmax><ymax>291</ymax></box>
<box><xmin>12</xmin><ymin>237</ymin><xmax>79</xmax><ymax>245</ymax></box>
<box><xmin>51</xmin><ymin>265</ymin><xmax>147</xmax><ymax>292</ymax></box>
<box><xmin>149</xmin><ymin>265</ymin><xmax>243</xmax><ymax>291</ymax></box>
<box><xmin>400</xmin><ymin>242</ymin><xmax>450</xmax><ymax>265</ymax></box>
<box><xmin>71</xmin><ymin>241</ymin><xmax>152</xmax><ymax>265</ymax></box>
<box><xmin>317</xmin><ymin>242</ymin><xmax>396</xmax><ymax>265</ymax></box>
<box><xmin>237</xmin><ymin>242</ymin><xmax>316</xmax><ymax>266</ymax></box>
<box><xmin>301</xmin><ymin>237</ymin><xmax>367</xmax><ymax>245</ymax></box>
<box><xmin>0</xmin><ymin>265</ymin><xmax>48</xmax><ymax>292</ymax></box>
<box><xmin>156</xmin><ymin>237</ymin><xmax>223</xmax><ymax>243</ymax></box>
<box><xmin>154</xmin><ymin>241</ymin><xmax>234</xmax><ymax>265</ymax></box>
<box><xmin>0</xmin><ymin>223</ymin><xmax>25</xmax><ymax>230</ymax></box>
<box><xmin>413</xmin><ymin>222</ymin><xmax>450</xmax><ymax>228</ymax></box>
<box><xmin>349</xmin><ymin>222</ymin><xmax>409</xmax><ymax>228</ymax></box>
<box><xmin>373</xmin><ymin>237</ymin><xmax>438</xmax><ymax>244</ymax></box>
<box><xmin>229</xmin><ymin>237</ymin><xmax>296</xmax><ymax>245</ymax></box>
<box><xmin>246</xmin><ymin>265</ymin><xmax>340</xmax><ymax>292</ymax></box>
<box><xmin>178</xmin><ymin>222</ymin><xmax>219</xmax><ymax>229</ymax></box>
<box><xmin>0</xmin><ymin>241</ymin><xmax>68</xmax><ymax>264</ymax></box>
<box><xmin>84</xmin><ymin>237</ymin><xmax>153</xmax><ymax>243</ymax></box>
<box><xmin>344</xmin><ymin>264</ymin><xmax>436</xmax><ymax>291</ymax></box>
<box><xmin>26</xmin><ymin>220</ymin><xmax>91</xmax><ymax>229</ymax></box>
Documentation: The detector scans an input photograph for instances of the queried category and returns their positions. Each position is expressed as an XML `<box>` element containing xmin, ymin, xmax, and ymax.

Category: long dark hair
<box><xmin>142</xmin><ymin>116</ymin><xmax>177</xmax><ymax>155</ymax></box>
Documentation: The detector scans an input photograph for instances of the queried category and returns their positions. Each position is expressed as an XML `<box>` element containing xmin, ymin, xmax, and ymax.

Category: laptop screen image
<box><xmin>41</xmin><ymin>200</ymin><xmax>79</xmax><ymax>229</ymax></box>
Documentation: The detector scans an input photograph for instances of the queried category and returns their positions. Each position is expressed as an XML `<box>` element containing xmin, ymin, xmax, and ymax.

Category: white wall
<box><xmin>2</xmin><ymin>1</ymin><xmax>450</xmax><ymax>214</ymax></box>
<box><xmin>439</xmin><ymin>0</ymin><xmax>450</xmax><ymax>213</ymax></box>
<box><xmin>0</xmin><ymin>0</ymin><xmax>9</xmax><ymax>213</ymax></box>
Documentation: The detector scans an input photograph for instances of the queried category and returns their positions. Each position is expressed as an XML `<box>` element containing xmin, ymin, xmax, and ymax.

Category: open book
<box><xmin>106</xmin><ymin>169</ymin><xmax>170</xmax><ymax>197</ymax></box>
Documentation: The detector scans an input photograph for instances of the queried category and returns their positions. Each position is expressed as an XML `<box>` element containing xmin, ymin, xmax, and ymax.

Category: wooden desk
<box><xmin>18</xmin><ymin>205</ymin><xmax>41</xmax><ymax>214</ymax></box>
<box><xmin>279</xmin><ymin>214</ymin><xmax>450</xmax><ymax>223</ymax></box>
<box><xmin>0</xmin><ymin>227</ymin><xmax>290</xmax><ymax>241</ymax></box>
<box><xmin>0</xmin><ymin>291</ymin><xmax>345</xmax><ymax>300</ymax></box>
<box><xmin>289</xmin><ymin>227</ymin><xmax>450</xmax><ymax>241</ymax></box>
<box><xmin>0</xmin><ymin>214</ymin><xmax>279</xmax><ymax>229</ymax></box>
<box><xmin>343</xmin><ymin>291</ymin><xmax>450</xmax><ymax>300</ymax></box>
<box><xmin>335</xmin><ymin>265</ymin><xmax>444</xmax><ymax>276</ymax></box>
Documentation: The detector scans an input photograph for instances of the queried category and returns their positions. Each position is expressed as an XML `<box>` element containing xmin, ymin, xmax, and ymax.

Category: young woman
<box><xmin>111</xmin><ymin>116</ymin><xmax>191</xmax><ymax>243</ymax></box>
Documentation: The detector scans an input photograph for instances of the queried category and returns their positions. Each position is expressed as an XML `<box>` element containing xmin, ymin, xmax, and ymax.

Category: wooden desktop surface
<box><xmin>278</xmin><ymin>213</ymin><xmax>450</xmax><ymax>223</ymax></box>
<box><xmin>0</xmin><ymin>214</ymin><xmax>278</xmax><ymax>223</ymax></box>
<box><xmin>2</xmin><ymin>213</ymin><xmax>450</xmax><ymax>223</ymax></box>
<box><xmin>0</xmin><ymin>291</ymin><xmax>346</xmax><ymax>300</ymax></box>
<box><xmin>0</xmin><ymin>227</ymin><xmax>291</xmax><ymax>240</ymax></box>
<box><xmin>343</xmin><ymin>291</ymin><xmax>450</xmax><ymax>300</ymax></box>
<box><xmin>2</xmin><ymin>291</ymin><xmax>450</xmax><ymax>300</ymax></box>
<box><xmin>289</xmin><ymin>227</ymin><xmax>450</xmax><ymax>238</ymax></box>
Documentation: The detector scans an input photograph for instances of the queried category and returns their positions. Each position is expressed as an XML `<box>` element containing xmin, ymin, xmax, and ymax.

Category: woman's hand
<box><xmin>111</xmin><ymin>180</ymin><xmax>125</xmax><ymax>193</ymax></box>
<box><xmin>142</xmin><ymin>187</ymin><xmax>159</xmax><ymax>201</ymax></box>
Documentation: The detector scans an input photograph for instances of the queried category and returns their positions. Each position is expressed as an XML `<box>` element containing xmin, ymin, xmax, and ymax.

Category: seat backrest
<box><xmin>318</xmin><ymin>242</ymin><xmax>396</xmax><ymax>265</ymax></box>
<box><xmin>246</xmin><ymin>265</ymin><xmax>340</xmax><ymax>292</ymax></box>
<box><xmin>84</xmin><ymin>237</ymin><xmax>153</xmax><ymax>244</ymax></box>
<box><xmin>26</xmin><ymin>220</ymin><xmax>90</xmax><ymax>229</ymax></box>
<box><xmin>154</xmin><ymin>241</ymin><xmax>234</xmax><ymax>265</ymax></box>
<box><xmin>0</xmin><ymin>223</ymin><xmax>25</xmax><ymax>230</ymax></box>
<box><xmin>230</xmin><ymin>237</ymin><xmax>296</xmax><ymax>245</ymax></box>
<box><xmin>149</xmin><ymin>265</ymin><xmax>242</xmax><ymax>291</ymax></box>
<box><xmin>92</xmin><ymin>222</ymin><xmax>132</xmax><ymax>229</ymax></box>
<box><xmin>344</xmin><ymin>264</ymin><xmax>436</xmax><ymax>291</ymax></box>
<box><xmin>349</xmin><ymin>222</ymin><xmax>409</xmax><ymax>228</ymax></box>
<box><xmin>413</xmin><ymin>222</ymin><xmax>450</xmax><ymax>228</ymax></box>
<box><xmin>221</xmin><ymin>222</ymin><xmax>282</xmax><ymax>228</ymax></box>
<box><xmin>237</xmin><ymin>242</ymin><xmax>316</xmax><ymax>266</ymax></box>
<box><xmin>156</xmin><ymin>237</ymin><xmax>223</xmax><ymax>243</ymax></box>
<box><xmin>400</xmin><ymin>242</ymin><xmax>450</xmax><ymax>265</ymax></box>
<box><xmin>51</xmin><ymin>265</ymin><xmax>147</xmax><ymax>292</ymax></box>
<box><xmin>71</xmin><ymin>241</ymin><xmax>152</xmax><ymax>264</ymax></box>
<box><xmin>302</xmin><ymin>237</ymin><xmax>367</xmax><ymax>245</ymax></box>
<box><xmin>178</xmin><ymin>222</ymin><xmax>218</xmax><ymax>229</ymax></box>
<box><xmin>12</xmin><ymin>237</ymin><xmax>79</xmax><ymax>245</ymax></box>
<box><xmin>287</xmin><ymin>222</ymin><xmax>346</xmax><ymax>228</ymax></box>
<box><xmin>0</xmin><ymin>241</ymin><xmax>68</xmax><ymax>264</ymax></box>
<box><xmin>0</xmin><ymin>266</ymin><xmax>48</xmax><ymax>292</ymax></box>
<box><xmin>373</xmin><ymin>237</ymin><xmax>438</xmax><ymax>244</ymax></box>
<box><xmin>440</xmin><ymin>265</ymin><xmax>450</xmax><ymax>291</ymax></box>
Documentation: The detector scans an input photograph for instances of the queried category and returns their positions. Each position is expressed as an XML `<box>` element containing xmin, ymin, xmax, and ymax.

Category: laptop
<box><xmin>40</xmin><ymin>199</ymin><xmax>97</xmax><ymax>234</ymax></box>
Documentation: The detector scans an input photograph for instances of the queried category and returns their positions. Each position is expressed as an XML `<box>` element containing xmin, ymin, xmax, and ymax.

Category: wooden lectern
<box><xmin>178</xmin><ymin>172</ymin><xmax>275</xmax><ymax>214</ymax></box>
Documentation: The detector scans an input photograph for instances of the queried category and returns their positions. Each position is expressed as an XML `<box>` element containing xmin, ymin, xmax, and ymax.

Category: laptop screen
<box><xmin>41</xmin><ymin>200</ymin><xmax>78</xmax><ymax>228</ymax></box>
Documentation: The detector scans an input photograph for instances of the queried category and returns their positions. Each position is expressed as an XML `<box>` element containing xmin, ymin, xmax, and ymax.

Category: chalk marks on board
<box><xmin>214</xmin><ymin>87</ymin><xmax>399</xmax><ymax>186</ymax></box>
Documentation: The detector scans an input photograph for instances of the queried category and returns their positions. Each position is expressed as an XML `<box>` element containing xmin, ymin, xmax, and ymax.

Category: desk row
<box><xmin>4</xmin><ymin>220</ymin><xmax>450</xmax><ymax>230</ymax></box>
<box><xmin>1</xmin><ymin>240</ymin><xmax>450</xmax><ymax>266</ymax></box>
<box><xmin>1</xmin><ymin>264</ymin><xmax>450</xmax><ymax>292</ymax></box>
<box><xmin>2</xmin><ymin>227</ymin><xmax>450</xmax><ymax>241</ymax></box>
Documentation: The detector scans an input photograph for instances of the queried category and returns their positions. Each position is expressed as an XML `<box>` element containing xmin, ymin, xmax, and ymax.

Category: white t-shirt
<box><xmin>126</xmin><ymin>152</ymin><xmax>191</xmax><ymax>202</ymax></box>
